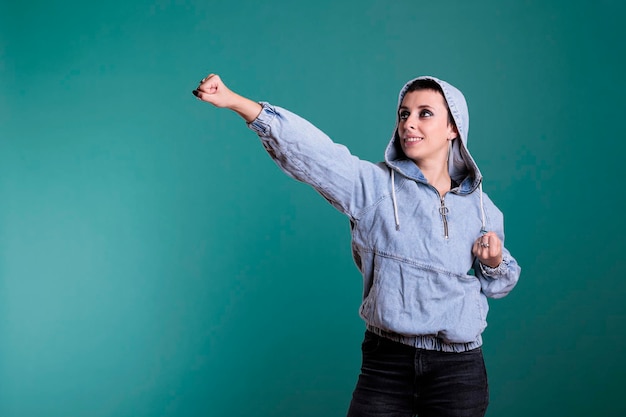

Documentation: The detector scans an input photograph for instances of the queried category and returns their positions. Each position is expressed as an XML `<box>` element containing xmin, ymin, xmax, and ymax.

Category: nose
<box><xmin>403</xmin><ymin>113</ymin><xmax>419</xmax><ymax>131</ymax></box>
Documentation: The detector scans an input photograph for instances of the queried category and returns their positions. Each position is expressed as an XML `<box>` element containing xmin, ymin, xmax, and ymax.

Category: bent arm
<box><xmin>474</xmin><ymin>198</ymin><xmax>521</xmax><ymax>299</ymax></box>
<box><xmin>474</xmin><ymin>246</ymin><xmax>521</xmax><ymax>299</ymax></box>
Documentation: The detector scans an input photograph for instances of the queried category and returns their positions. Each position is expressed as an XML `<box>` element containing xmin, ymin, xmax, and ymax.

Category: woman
<box><xmin>193</xmin><ymin>74</ymin><xmax>521</xmax><ymax>417</ymax></box>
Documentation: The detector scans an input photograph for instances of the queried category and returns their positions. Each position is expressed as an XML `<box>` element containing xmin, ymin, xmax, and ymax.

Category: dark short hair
<box><xmin>404</xmin><ymin>79</ymin><xmax>455</xmax><ymax>127</ymax></box>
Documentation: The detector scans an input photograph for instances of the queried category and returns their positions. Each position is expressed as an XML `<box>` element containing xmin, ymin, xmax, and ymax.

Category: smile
<box><xmin>404</xmin><ymin>137</ymin><xmax>423</xmax><ymax>143</ymax></box>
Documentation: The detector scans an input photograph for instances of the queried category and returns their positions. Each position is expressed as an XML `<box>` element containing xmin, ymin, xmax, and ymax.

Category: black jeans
<box><xmin>347</xmin><ymin>331</ymin><xmax>489</xmax><ymax>417</ymax></box>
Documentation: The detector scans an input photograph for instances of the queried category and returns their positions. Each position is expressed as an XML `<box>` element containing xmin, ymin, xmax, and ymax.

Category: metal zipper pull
<box><xmin>439</xmin><ymin>196</ymin><xmax>449</xmax><ymax>239</ymax></box>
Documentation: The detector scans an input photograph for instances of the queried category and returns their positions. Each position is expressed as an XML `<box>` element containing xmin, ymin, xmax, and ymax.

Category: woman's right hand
<box><xmin>192</xmin><ymin>74</ymin><xmax>262</xmax><ymax>123</ymax></box>
<box><xmin>193</xmin><ymin>74</ymin><xmax>236</xmax><ymax>108</ymax></box>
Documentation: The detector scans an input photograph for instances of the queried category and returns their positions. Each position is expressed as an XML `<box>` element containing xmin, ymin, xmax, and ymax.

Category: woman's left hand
<box><xmin>472</xmin><ymin>231</ymin><xmax>503</xmax><ymax>268</ymax></box>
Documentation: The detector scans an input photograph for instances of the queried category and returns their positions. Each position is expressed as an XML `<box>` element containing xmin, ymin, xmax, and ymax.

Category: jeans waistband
<box><xmin>366</xmin><ymin>325</ymin><xmax>482</xmax><ymax>353</ymax></box>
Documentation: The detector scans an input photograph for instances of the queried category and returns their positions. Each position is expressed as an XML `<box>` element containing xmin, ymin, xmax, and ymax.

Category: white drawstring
<box><xmin>391</xmin><ymin>169</ymin><xmax>400</xmax><ymax>231</ymax></box>
<box><xmin>479</xmin><ymin>181</ymin><xmax>487</xmax><ymax>234</ymax></box>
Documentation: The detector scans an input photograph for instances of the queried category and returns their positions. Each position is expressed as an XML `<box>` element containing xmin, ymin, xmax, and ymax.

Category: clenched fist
<box><xmin>192</xmin><ymin>74</ymin><xmax>262</xmax><ymax>122</ymax></box>
<box><xmin>472</xmin><ymin>231</ymin><xmax>503</xmax><ymax>268</ymax></box>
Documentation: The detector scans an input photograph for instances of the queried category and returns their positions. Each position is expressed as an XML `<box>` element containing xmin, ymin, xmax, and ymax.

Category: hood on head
<box><xmin>384</xmin><ymin>76</ymin><xmax>481</xmax><ymax>192</ymax></box>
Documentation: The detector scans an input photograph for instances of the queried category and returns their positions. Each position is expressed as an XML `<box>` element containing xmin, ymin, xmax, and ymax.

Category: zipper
<box><xmin>439</xmin><ymin>195</ymin><xmax>449</xmax><ymax>239</ymax></box>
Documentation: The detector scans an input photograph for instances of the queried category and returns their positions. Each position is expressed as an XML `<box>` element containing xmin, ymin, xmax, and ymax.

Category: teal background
<box><xmin>1</xmin><ymin>0</ymin><xmax>624</xmax><ymax>416</ymax></box>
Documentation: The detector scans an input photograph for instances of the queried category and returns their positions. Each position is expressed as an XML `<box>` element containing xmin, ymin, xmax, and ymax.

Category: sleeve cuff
<box><xmin>247</xmin><ymin>102</ymin><xmax>276</xmax><ymax>136</ymax></box>
<box><xmin>479</xmin><ymin>256</ymin><xmax>510</xmax><ymax>277</ymax></box>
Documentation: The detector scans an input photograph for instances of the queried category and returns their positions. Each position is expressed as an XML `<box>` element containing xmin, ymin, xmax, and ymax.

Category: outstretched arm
<box><xmin>192</xmin><ymin>74</ymin><xmax>262</xmax><ymax>123</ymax></box>
<box><xmin>191</xmin><ymin>73</ymin><xmax>386</xmax><ymax>219</ymax></box>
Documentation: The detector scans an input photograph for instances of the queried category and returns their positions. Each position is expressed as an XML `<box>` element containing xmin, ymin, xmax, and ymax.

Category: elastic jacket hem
<box><xmin>366</xmin><ymin>325</ymin><xmax>483</xmax><ymax>353</ymax></box>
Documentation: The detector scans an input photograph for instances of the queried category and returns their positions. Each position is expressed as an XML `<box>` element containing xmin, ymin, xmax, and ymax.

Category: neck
<box><xmin>417</xmin><ymin>160</ymin><xmax>451</xmax><ymax>196</ymax></box>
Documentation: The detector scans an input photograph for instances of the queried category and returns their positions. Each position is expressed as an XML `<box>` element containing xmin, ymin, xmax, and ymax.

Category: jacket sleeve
<box><xmin>247</xmin><ymin>102</ymin><xmax>385</xmax><ymax>219</ymax></box>
<box><xmin>473</xmin><ymin>195</ymin><xmax>521</xmax><ymax>299</ymax></box>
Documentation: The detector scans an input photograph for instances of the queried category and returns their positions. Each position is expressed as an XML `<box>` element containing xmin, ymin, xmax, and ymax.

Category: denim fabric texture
<box><xmin>347</xmin><ymin>331</ymin><xmax>489</xmax><ymax>417</ymax></box>
<box><xmin>247</xmin><ymin>77</ymin><xmax>520</xmax><ymax>350</ymax></box>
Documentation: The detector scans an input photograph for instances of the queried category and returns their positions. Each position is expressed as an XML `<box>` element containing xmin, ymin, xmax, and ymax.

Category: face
<box><xmin>397</xmin><ymin>89</ymin><xmax>458</xmax><ymax>167</ymax></box>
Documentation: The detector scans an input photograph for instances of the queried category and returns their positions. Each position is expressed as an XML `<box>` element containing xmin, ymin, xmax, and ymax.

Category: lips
<box><xmin>404</xmin><ymin>137</ymin><xmax>423</xmax><ymax>144</ymax></box>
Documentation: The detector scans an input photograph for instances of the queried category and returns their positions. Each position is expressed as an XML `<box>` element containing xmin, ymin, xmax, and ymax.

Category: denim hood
<box><xmin>385</xmin><ymin>76</ymin><xmax>481</xmax><ymax>192</ymax></box>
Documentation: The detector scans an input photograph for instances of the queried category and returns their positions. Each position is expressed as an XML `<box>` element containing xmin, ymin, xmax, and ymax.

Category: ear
<box><xmin>447</xmin><ymin>124</ymin><xmax>458</xmax><ymax>140</ymax></box>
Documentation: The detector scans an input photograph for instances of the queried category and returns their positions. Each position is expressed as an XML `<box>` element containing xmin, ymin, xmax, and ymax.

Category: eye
<box><xmin>419</xmin><ymin>109</ymin><xmax>433</xmax><ymax>118</ymax></box>
<box><xmin>399</xmin><ymin>110</ymin><xmax>410</xmax><ymax>120</ymax></box>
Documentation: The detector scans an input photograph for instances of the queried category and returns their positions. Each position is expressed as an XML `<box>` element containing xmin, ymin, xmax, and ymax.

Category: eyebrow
<box><xmin>398</xmin><ymin>105</ymin><xmax>435</xmax><ymax>111</ymax></box>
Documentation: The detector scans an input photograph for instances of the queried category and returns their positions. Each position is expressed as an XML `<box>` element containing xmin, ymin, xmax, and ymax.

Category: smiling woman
<box><xmin>2</xmin><ymin>0</ymin><xmax>625</xmax><ymax>415</ymax></box>
<box><xmin>192</xmin><ymin>73</ymin><xmax>521</xmax><ymax>417</ymax></box>
<box><xmin>397</xmin><ymin>80</ymin><xmax>459</xmax><ymax>197</ymax></box>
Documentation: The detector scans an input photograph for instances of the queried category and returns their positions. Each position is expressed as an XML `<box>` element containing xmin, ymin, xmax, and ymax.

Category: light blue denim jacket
<box><xmin>248</xmin><ymin>76</ymin><xmax>521</xmax><ymax>352</ymax></box>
